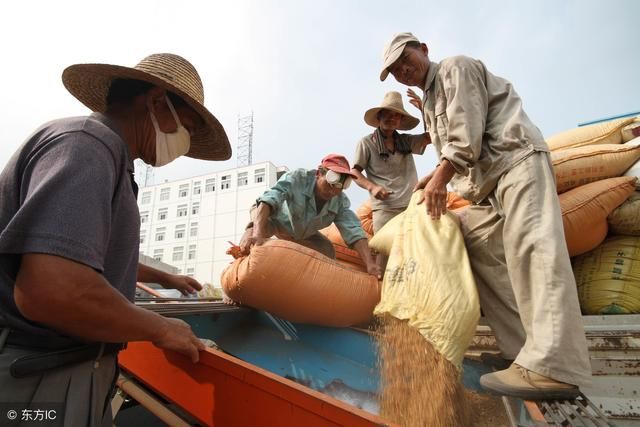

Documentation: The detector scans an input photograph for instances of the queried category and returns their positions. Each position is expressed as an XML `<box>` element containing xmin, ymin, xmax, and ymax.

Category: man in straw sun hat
<box><xmin>0</xmin><ymin>53</ymin><xmax>230</xmax><ymax>425</ymax></box>
<box><xmin>351</xmin><ymin>91</ymin><xmax>429</xmax><ymax>270</ymax></box>
<box><xmin>237</xmin><ymin>154</ymin><xmax>382</xmax><ymax>280</ymax></box>
<box><xmin>379</xmin><ymin>32</ymin><xmax>591</xmax><ymax>399</ymax></box>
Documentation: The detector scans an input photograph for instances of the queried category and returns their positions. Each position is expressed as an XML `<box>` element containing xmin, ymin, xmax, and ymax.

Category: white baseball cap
<box><xmin>380</xmin><ymin>32</ymin><xmax>420</xmax><ymax>81</ymax></box>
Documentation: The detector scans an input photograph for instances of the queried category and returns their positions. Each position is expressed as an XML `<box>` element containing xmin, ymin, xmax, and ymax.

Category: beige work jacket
<box><xmin>422</xmin><ymin>56</ymin><xmax>549</xmax><ymax>202</ymax></box>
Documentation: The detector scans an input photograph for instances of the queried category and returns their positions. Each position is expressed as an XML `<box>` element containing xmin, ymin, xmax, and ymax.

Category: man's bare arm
<box><xmin>15</xmin><ymin>254</ymin><xmax>204</xmax><ymax>361</ymax></box>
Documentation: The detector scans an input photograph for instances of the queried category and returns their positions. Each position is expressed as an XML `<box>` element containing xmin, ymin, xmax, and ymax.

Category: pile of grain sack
<box><xmin>547</xmin><ymin>116</ymin><xmax>640</xmax><ymax>314</ymax></box>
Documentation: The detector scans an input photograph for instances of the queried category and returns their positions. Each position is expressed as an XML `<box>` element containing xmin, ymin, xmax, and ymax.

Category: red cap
<box><xmin>320</xmin><ymin>154</ymin><xmax>358</xmax><ymax>178</ymax></box>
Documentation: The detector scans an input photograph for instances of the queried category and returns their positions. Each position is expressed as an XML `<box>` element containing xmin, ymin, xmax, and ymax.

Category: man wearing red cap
<box><xmin>240</xmin><ymin>154</ymin><xmax>382</xmax><ymax>279</ymax></box>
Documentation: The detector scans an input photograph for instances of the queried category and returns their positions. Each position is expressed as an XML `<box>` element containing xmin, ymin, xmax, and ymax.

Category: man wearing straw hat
<box><xmin>379</xmin><ymin>33</ymin><xmax>592</xmax><ymax>399</ymax></box>
<box><xmin>0</xmin><ymin>53</ymin><xmax>230</xmax><ymax>424</ymax></box>
<box><xmin>351</xmin><ymin>91</ymin><xmax>429</xmax><ymax>269</ymax></box>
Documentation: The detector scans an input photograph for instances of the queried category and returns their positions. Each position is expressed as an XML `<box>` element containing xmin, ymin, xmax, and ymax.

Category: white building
<box><xmin>137</xmin><ymin>161</ymin><xmax>288</xmax><ymax>286</ymax></box>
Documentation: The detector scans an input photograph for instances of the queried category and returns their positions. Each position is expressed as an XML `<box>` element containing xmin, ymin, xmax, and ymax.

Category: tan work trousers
<box><xmin>458</xmin><ymin>151</ymin><xmax>592</xmax><ymax>387</ymax></box>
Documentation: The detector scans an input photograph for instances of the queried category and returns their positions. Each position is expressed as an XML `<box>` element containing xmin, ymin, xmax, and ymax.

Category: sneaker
<box><xmin>480</xmin><ymin>363</ymin><xmax>580</xmax><ymax>400</ymax></box>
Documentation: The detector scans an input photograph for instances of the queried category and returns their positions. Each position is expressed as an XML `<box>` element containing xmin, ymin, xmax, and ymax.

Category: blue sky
<box><xmin>1</xmin><ymin>0</ymin><xmax>638</xmax><ymax>206</ymax></box>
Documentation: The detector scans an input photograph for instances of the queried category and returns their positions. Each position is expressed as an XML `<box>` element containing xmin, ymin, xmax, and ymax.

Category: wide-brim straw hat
<box><xmin>364</xmin><ymin>91</ymin><xmax>420</xmax><ymax>131</ymax></box>
<box><xmin>62</xmin><ymin>53</ymin><xmax>231</xmax><ymax>161</ymax></box>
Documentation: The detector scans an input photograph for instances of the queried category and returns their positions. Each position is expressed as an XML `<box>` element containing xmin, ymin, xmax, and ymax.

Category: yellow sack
<box><xmin>373</xmin><ymin>192</ymin><xmax>480</xmax><ymax>368</ymax></box>
<box><xmin>573</xmin><ymin>236</ymin><xmax>640</xmax><ymax>314</ymax></box>
<box><xmin>546</xmin><ymin>117</ymin><xmax>635</xmax><ymax>151</ymax></box>
<box><xmin>369</xmin><ymin>211</ymin><xmax>405</xmax><ymax>256</ymax></box>
<box><xmin>369</xmin><ymin>193</ymin><xmax>464</xmax><ymax>256</ymax></box>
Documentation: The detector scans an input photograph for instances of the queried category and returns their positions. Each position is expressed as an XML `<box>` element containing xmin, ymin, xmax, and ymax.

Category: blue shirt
<box><xmin>257</xmin><ymin>169</ymin><xmax>367</xmax><ymax>246</ymax></box>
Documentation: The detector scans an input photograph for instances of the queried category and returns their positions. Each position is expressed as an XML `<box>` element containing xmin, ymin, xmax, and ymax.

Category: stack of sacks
<box><xmin>546</xmin><ymin>116</ymin><xmax>640</xmax><ymax>314</ymax></box>
<box><xmin>320</xmin><ymin>194</ymin><xmax>471</xmax><ymax>271</ymax></box>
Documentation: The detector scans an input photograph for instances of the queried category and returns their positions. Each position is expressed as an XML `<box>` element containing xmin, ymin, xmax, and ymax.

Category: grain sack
<box><xmin>552</xmin><ymin>140</ymin><xmax>640</xmax><ymax>193</ymax></box>
<box><xmin>446</xmin><ymin>192</ymin><xmax>471</xmax><ymax>211</ymax></box>
<box><xmin>373</xmin><ymin>192</ymin><xmax>480</xmax><ymax>368</ymax></box>
<box><xmin>560</xmin><ymin>176</ymin><xmax>636</xmax><ymax>256</ymax></box>
<box><xmin>608</xmin><ymin>191</ymin><xmax>640</xmax><ymax>236</ymax></box>
<box><xmin>623</xmin><ymin>142</ymin><xmax>640</xmax><ymax>189</ymax></box>
<box><xmin>319</xmin><ymin>223</ymin><xmax>366</xmax><ymax>267</ymax></box>
<box><xmin>221</xmin><ymin>240</ymin><xmax>379</xmax><ymax>326</ymax></box>
<box><xmin>335</xmin><ymin>259</ymin><xmax>367</xmax><ymax>272</ymax></box>
<box><xmin>621</xmin><ymin>118</ymin><xmax>640</xmax><ymax>143</ymax></box>
<box><xmin>546</xmin><ymin>116</ymin><xmax>635</xmax><ymax>151</ymax></box>
<box><xmin>573</xmin><ymin>236</ymin><xmax>640</xmax><ymax>314</ymax></box>
<box><xmin>370</xmin><ymin>192</ymin><xmax>465</xmax><ymax>256</ymax></box>
<box><xmin>369</xmin><ymin>211</ymin><xmax>405</xmax><ymax>256</ymax></box>
<box><xmin>356</xmin><ymin>200</ymin><xmax>374</xmax><ymax>236</ymax></box>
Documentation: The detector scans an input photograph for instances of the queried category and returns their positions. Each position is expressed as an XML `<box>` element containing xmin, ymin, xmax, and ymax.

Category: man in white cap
<box><xmin>351</xmin><ymin>91</ymin><xmax>429</xmax><ymax>269</ymax></box>
<box><xmin>0</xmin><ymin>54</ymin><xmax>230</xmax><ymax>424</ymax></box>
<box><xmin>240</xmin><ymin>154</ymin><xmax>382</xmax><ymax>279</ymax></box>
<box><xmin>379</xmin><ymin>33</ymin><xmax>591</xmax><ymax>399</ymax></box>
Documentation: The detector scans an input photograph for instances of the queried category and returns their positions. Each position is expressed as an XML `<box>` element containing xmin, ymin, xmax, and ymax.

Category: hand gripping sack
<box><xmin>373</xmin><ymin>192</ymin><xmax>480</xmax><ymax>368</ymax></box>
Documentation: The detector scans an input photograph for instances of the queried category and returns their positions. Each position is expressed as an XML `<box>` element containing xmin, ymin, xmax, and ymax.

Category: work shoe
<box><xmin>480</xmin><ymin>363</ymin><xmax>580</xmax><ymax>400</ymax></box>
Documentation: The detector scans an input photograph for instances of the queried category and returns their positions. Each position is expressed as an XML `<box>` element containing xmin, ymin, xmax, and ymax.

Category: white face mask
<box><xmin>148</xmin><ymin>96</ymin><xmax>191</xmax><ymax>167</ymax></box>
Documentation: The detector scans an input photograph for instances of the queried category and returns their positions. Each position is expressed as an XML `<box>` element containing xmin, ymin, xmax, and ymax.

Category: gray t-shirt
<box><xmin>353</xmin><ymin>129</ymin><xmax>425</xmax><ymax>210</ymax></box>
<box><xmin>0</xmin><ymin>113</ymin><xmax>140</xmax><ymax>339</ymax></box>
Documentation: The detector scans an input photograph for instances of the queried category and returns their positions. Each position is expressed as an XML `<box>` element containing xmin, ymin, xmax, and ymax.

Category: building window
<box><xmin>191</xmin><ymin>202</ymin><xmax>200</xmax><ymax>216</ymax></box>
<box><xmin>221</xmin><ymin>175</ymin><xmax>231</xmax><ymax>190</ymax></box>
<box><xmin>193</xmin><ymin>181</ymin><xmax>201</xmax><ymax>195</ymax></box>
<box><xmin>141</xmin><ymin>192</ymin><xmax>151</xmax><ymax>204</ymax></box>
<box><xmin>140</xmin><ymin>230</ymin><xmax>146</xmax><ymax>244</ymax></box>
<box><xmin>188</xmin><ymin>244</ymin><xmax>196</xmax><ymax>260</ymax></box>
<box><xmin>255</xmin><ymin>168</ymin><xmax>265</xmax><ymax>184</ymax></box>
<box><xmin>140</xmin><ymin>211</ymin><xmax>149</xmax><ymax>224</ymax></box>
<box><xmin>190</xmin><ymin>222</ymin><xmax>198</xmax><ymax>237</ymax></box>
<box><xmin>175</xmin><ymin>224</ymin><xmax>186</xmax><ymax>239</ymax></box>
<box><xmin>177</xmin><ymin>204</ymin><xmax>188</xmax><ymax>217</ymax></box>
<box><xmin>155</xmin><ymin>227</ymin><xmax>166</xmax><ymax>242</ymax></box>
<box><xmin>238</xmin><ymin>172</ymin><xmax>248</xmax><ymax>186</ymax></box>
<box><xmin>179</xmin><ymin>184</ymin><xmax>189</xmax><ymax>198</ymax></box>
<box><xmin>159</xmin><ymin>188</ymin><xmax>170</xmax><ymax>201</ymax></box>
<box><xmin>205</xmin><ymin>178</ymin><xmax>215</xmax><ymax>192</ymax></box>
<box><xmin>186</xmin><ymin>267</ymin><xmax>195</xmax><ymax>277</ymax></box>
<box><xmin>172</xmin><ymin>246</ymin><xmax>184</xmax><ymax>262</ymax></box>
<box><xmin>158</xmin><ymin>208</ymin><xmax>168</xmax><ymax>221</ymax></box>
<box><xmin>153</xmin><ymin>248</ymin><xmax>164</xmax><ymax>261</ymax></box>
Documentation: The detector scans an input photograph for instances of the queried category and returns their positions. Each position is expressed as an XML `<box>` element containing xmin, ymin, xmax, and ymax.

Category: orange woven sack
<box><xmin>221</xmin><ymin>240</ymin><xmax>380</xmax><ymax>326</ymax></box>
<box><xmin>319</xmin><ymin>224</ymin><xmax>365</xmax><ymax>267</ymax></box>
<box><xmin>446</xmin><ymin>192</ymin><xmax>471</xmax><ymax>211</ymax></box>
<box><xmin>356</xmin><ymin>200</ymin><xmax>374</xmax><ymax>236</ymax></box>
<box><xmin>551</xmin><ymin>141</ymin><xmax>640</xmax><ymax>193</ymax></box>
<box><xmin>560</xmin><ymin>176</ymin><xmax>636</xmax><ymax>256</ymax></box>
